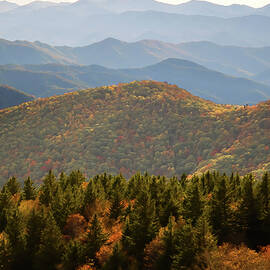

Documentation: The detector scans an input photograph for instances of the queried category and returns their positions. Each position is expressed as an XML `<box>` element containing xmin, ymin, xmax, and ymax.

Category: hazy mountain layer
<box><xmin>1</xmin><ymin>59</ymin><xmax>270</xmax><ymax>104</ymax></box>
<box><xmin>2</xmin><ymin>0</ymin><xmax>270</xmax><ymax>18</ymax></box>
<box><xmin>1</xmin><ymin>7</ymin><xmax>270</xmax><ymax>46</ymax></box>
<box><xmin>1</xmin><ymin>38</ymin><xmax>270</xmax><ymax>81</ymax></box>
<box><xmin>0</xmin><ymin>85</ymin><xmax>34</xmax><ymax>109</ymax></box>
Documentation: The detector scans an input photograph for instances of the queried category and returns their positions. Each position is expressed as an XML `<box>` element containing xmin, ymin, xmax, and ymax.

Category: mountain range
<box><xmin>0</xmin><ymin>84</ymin><xmax>34</xmax><ymax>109</ymax></box>
<box><xmin>0</xmin><ymin>80</ymin><xmax>269</xmax><ymax>183</ymax></box>
<box><xmin>2</xmin><ymin>0</ymin><xmax>270</xmax><ymax>17</ymax></box>
<box><xmin>1</xmin><ymin>38</ymin><xmax>270</xmax><ymax>81</ymax></box>
<box><xmin>1</xmin><ymin>58</ymin><xmax>270</xmax><ymax>105</ymax></box>
<box><xmin>1</xmin><ymin>1</ymin><xmax>270</xmax><ymax>46</ymax></box>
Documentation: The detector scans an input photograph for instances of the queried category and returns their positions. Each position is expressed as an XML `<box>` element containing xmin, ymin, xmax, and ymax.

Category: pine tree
<box><xmin>171</xmin><ymin>222</ymin><xmax>197</xmax><ymax>270</ymax></box>
<box><xmin>122</xmin><ymin>190</ymin><xmax>159</xmax><ymax>263</ymax></box>
<box><xmin>83</xmin><ymin>214</ymin><xmax>108</xmax><ymax>266</ymax></box>
<box><xmin>62</xmin><ymin>240</ymin><xmax>85</xmax><ymax>270</ymax></box>
<box><xmin>4</xmin><ymin>207</ymin><xmax>27</xmax><ymax>269</ymax></box>
<box><xmin>23</xmin><ymin>177</ymin><xmax>37</xmax><ymax>200</ymax></box>
<box><xmin>109</xmin><ymin>191</ymin><xmax>124</xmax><ymax>220</ymax></box>
<box><xmin>238</xmin><ymin>174</ymin><xmax>258</xmax><ymax>246</ymax></box>
<box><xmin>26</xmin><ymin>207</ymin><xmax>47</xmax><ymax>258</ymax></box>
<box><xmin>182</xmin><ymin>182</ymin><xmax>202</xmax><ymax>226</ymax></box>
<box><xmin>34</xmin><ymin>212</ymin><xmax>63</xmax><ymax>270</ymax></box>
<box><xmin>67</xmin><ymin>170</ymin><xmax>85</xmax><ymax>188</ymax></box>
<box><xmin>4</xmin><ymin>176</ymin><xmax>20</xmax><ymax>195</ymax></box>
<box><xmin>257</xmin><ymin>172</ymin><xmax>270</xmax><ymax>244</ymax></box>
<box><xmin>39</xmin><ymin>170</ymin><xmax>57</xmax><ymax>206</ymax></box>
<box><xmin>0</xmin><ymin>187</ymin><xmax>12</xmax><ymax>231</ymax></box>
<box><xmin>207</xmin><ymin>176</ymin><xmax>230</xmax><ymax>243</ymax></box>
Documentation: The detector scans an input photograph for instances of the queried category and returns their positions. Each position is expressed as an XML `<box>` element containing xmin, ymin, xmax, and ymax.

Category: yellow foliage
<box><xmin>206</xmin><ymin>244</ymin><xmax>270</xmax><ymax>270</ymax></box>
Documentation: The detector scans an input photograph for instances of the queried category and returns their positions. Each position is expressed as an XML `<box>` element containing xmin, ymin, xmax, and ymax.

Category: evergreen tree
<box><xmin>39</xmin><ymin>170</ymin><xmax>57</xmax><ymax>206</ymax></box>
<box><xmin>171</xmin><ymin>223</ymin><xmax>197</xmax><ymax>270</ymax></box>
<box><xmin>35</xmin><ymin>212</ymin><xmax>63</xmax><ymax>270</ymax></box>
<box><xmin>207</xmin><ymin>176</ymin><xmax>230</xmax><ymax>243</ymax></box>
<box><xmin>109</xmin><ymin>191</ymin><xmax>124</xmax><ymax>220</ymax></box>
<box><xmin>182</xmin><ymin>181</ymin><xmax>202</xmax><ymax>226</ymax></box>
<box><xmin>83</xmin><ymin>214</ymin><xmax>108</xmax><ymax>266</ymax></box>
<box><xmin>0</xmin><ymin>187</ymin><xmax>12</xmax><ymax>231</ymax></box>
<box><xmin>4</xmin><ymin>207</ymin><xmax>27</xmax><ymax>269</ymax></box>
<box><xmin>23</xmin><ymin>177</ymin><xmax>37</xmax><ymax>200</ymax></box>
<box><xmin>4</xmin><ymin>176</ymin><xmax>20</xmax><ymax>195</ymax></box>
<box><xmin>257</xmin><ymin>172</ymin><xmax>270</xmax><ymax>243</ymax></box>
<box><xmin>122</xmin><ymin>190</ymin><xmax>159</xmax><ymax>263</ymax></box>
<box><xmin>62</xmin><ymin>240</ymin><xmax>85</xmax><ymax>270</ymax></box>
<box><xmin>67</xmin><ymin>170</ymin><xmax>85</xmax><ymax>188</ymax></box>
<box><xmin>238</xmin><ymin>174</ymin><xmax>259</xmax><ymax>246</ymax></box>
<box><xmin>26</xmin><ymin>207</ymin><xmax>47</xmax><ymax>259</ymax></box>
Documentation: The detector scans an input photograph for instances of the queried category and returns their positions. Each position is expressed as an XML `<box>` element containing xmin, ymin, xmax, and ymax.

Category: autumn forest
<box><xmin>1</xmin><ymin>170</ymin><xmax>270</xmax><ymax>270</ymax></box>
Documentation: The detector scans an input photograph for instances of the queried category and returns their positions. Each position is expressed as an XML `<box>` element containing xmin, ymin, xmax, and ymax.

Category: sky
<box><xmin>2</xmin><ymin>0</ymin><xmax>270</xmax><ymax>8</ymax></box>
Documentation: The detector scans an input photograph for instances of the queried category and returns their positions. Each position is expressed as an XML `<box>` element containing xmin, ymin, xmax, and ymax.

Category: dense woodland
<box><xmin>0</xmin><ymin>81</ymin><xmax>269</xmax><ymax>184</ymax></box>
<box><xmin>1</xmin><ymin>170</ymin><xmax>270</xmax><ymax>269</ymax></box>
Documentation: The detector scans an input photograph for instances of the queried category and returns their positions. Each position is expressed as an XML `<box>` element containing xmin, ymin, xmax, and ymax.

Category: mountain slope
<box><xmin>2</xmin><ymin>59</ymin><xmax>270</xmax><ymax>104</ymax></box>
<box><xmin>255</xmin><ymin>69</ymin><xmax>270</xmax><ymax>86</ymax></box>
<box><xmin>0</xmin><ymin>65</ymin><xmax>82</xmax><ymax>97</ymax></box>
<box><xmin>0</xmin><ymin>39</ymin><xmax>73</xmax><ymax>65</ymax></box>
<box><xmin>0</xmin><ymin>81</ymin><xmax>269</xmax><ymax>184</ymax></box>
<box><xmin>0</xmin><ymin>85</ymin><xmax>34</xmax><ymax>109</ymax></box>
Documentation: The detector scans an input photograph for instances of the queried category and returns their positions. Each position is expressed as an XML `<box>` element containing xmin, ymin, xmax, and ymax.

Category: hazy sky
<box><xmin>3</xmin><ymin>0</ymin><xmax>270</xmax><ymax>8</ymax></box>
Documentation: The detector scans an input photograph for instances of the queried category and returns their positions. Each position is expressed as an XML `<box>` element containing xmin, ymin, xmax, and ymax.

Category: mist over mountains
<box><xmin>1</xmin><ymin>0</ymin><xmax>270</xmax><ymax>46</ymax></box>
<box><xmin>1</xmin><ymin>37</ymin><xmax>270</xmax><ymax>81</ymax></box>
<box><xmin>1</xmin><ymin>58</ymin><xmax>270</xmax><ymax>105</ymax></box>
<box><xmin>1</xmin><ymin>0</ymin><xmax>270</xmax><ymax>107</ymax></box>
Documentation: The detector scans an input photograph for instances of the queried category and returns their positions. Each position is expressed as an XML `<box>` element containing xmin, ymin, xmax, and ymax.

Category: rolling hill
<box><xmin>1</xmin><ymin>38</ymin><xmax>270</xmax><ymax>81</ymax></box>
<box><xmin>0</xmin><ymin>85</ymin><xmax>34</xmax><ymax>109</ymax></box>
<box><xmin>1</xmin><ymin>59</ymin><xmax>270</xmax><ymax>104</ymax></box>
<box><xmin>0</xmin><ymin>81</ymin><xmax>269</xmax><ymax>184</ymax></box>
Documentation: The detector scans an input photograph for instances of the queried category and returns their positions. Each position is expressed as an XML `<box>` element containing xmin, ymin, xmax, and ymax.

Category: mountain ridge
<box><xmin>1</xmin><ymin>38</ymin><xmax>270</xmax><ymax>81</ymax></box>
<box><xmin>0</xmin><ymin>80</ymin><xmax>269</xmax><ymax>183</ymax></box>
<box><xmin>1</xmin><ymin>58</ymin><xmax>270</xmax><ymax>104</ymax></box>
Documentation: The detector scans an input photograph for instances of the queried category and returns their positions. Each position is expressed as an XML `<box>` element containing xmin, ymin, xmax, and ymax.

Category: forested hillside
<box><xmin>0</xmin><ymin>85</ymin><xmax>34</xmax><ymax>109</ymax></box>
<box><xmin>0</xmin><ymin>81</ymin><xmax>269</xmax><ymax>184</ymax></box>
<box><xmin>0</xmin><ymin>170</ymin><xmax>270</xmax><ymax>270</ymax></box>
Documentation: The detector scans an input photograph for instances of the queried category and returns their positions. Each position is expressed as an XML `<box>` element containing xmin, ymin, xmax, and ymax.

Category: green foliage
<box><xmin>84</xmin><ymin>214</ymin><xmax>108</xmax><ymax>265</ymax></box>
<box><xmin>35</xmin><ymin>212</ymin><xmax>63</xmax><ymax>270</ymax></box>
<box><xmin>0</xmin><ymin>169</ymin><xmax>269</xmax><ymax>270</ymax></box>
<box><xmin>23</xmin><ymin>177</ymin><xmax>37</xmax><ymax>200</ymax></box>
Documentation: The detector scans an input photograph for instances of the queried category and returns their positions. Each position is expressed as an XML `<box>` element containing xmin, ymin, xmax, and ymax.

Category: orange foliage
<box><xmin>96</xmin><ymin>222</ymin><xmax>123</xmax><ymax>266</ymax></box>
<box><xmin>206</xmin><ymin>244</ymin><xmax>270</xmax><ymax>270</ymax></box>
<box><xmin>63</xmin><ymin>214</ymin><xmax>87</xmax><ymax>239</ymax></box>
<box><xmin>76</xmin><ymin>265</ymin><xmax>95</xmax><ymax>270</ymax></box>
<box><xmin>144</xmin><ymin>228</ymin><xmax>165</xmax><ymax>269</ymax></box>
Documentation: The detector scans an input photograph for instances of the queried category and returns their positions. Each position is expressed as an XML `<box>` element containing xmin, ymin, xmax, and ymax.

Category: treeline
<box><xmin>0</xmin><ymin>170</ymin><xmax>270</xmax><ymax>269</ymax></box>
